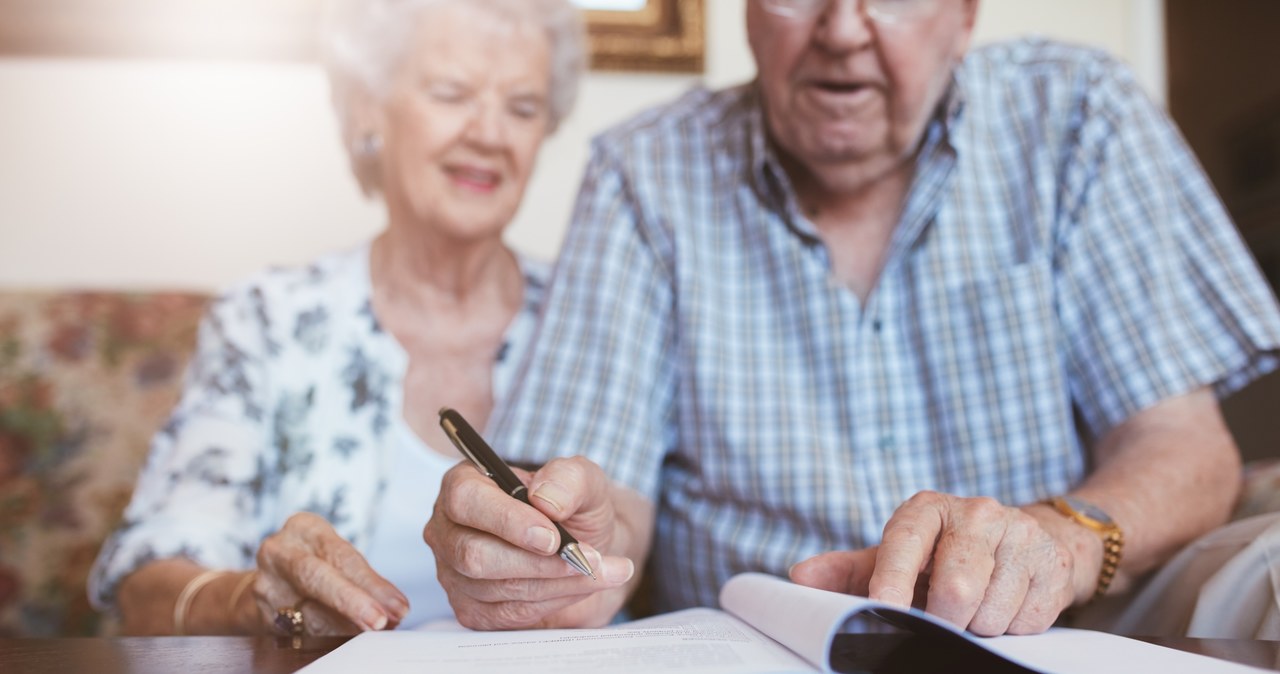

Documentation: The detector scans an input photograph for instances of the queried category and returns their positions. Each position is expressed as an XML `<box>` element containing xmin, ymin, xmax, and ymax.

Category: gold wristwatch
<box><xmin>1045</xmin><ymin>495</ymin><xmax>1124</xmax><ymax>599</ymax></box>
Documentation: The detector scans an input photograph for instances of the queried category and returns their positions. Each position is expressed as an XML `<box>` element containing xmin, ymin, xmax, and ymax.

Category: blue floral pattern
<box><xmin>87</xmin><ymin>245</ymin><xmax>546</xmax><ymax>613</ymax></box>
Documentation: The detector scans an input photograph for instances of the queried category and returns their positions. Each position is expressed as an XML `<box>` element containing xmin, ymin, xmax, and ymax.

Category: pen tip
<box><xmin>561</xmin><ymin>544</ymin><xmax>597</xmax><ymax>580</ymax></box>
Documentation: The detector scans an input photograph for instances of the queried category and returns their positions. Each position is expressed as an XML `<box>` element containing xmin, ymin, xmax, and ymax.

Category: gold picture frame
<box><xmin>578</xmin><ymin>0</ymin><xmax>705</xmax><ymax>73</ymax></box>
<box><xmin>0</xmin><ymin>0</ymin><xmax>705</xmax><ymax>73</ymax></box>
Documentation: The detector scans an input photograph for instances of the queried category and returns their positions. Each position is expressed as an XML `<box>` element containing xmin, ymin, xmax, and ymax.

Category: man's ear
<box><xmin>963</xmin><ymin>0</ymin><xmax>981</xmax><ymax>29</ymax></box>
<box><xmin>953</xmin><ymin>0</ymin><xmax>981</xmax><ymax>59</ymax></box>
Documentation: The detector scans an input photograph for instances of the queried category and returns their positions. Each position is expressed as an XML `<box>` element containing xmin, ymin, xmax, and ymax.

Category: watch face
<box><xmin>1063</xmin><ymin>496</ymin><xmax>1114</xmax><ymax>525</ymax></box>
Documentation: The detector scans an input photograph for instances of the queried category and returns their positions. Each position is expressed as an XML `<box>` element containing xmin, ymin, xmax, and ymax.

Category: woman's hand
<box><xmin>252</xmin><ymin>512</ymin><xmax>410</xmax><ymax>635</ymax></box>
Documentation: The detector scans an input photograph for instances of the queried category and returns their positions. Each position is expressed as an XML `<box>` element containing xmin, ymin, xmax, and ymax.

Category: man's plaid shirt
<box><xmin>493</xmin><ymin>39</ymin><xmax>1280</xmax><ymax>613</ymax></box>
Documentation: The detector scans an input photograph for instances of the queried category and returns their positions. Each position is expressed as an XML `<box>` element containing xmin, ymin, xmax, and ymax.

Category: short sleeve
<box><xmin>491</xmin><ymin>143</ymin><xmax>677</xmax><ymax>501</ymax></box>
<box><xmin>87</xmin><ymin>284</ymin><xmax>277</xmax><ymax>612</ymax></box>
<box><xmin>1054</xmin><ymin>55</ymin><xmax>1280</xmax><ymax>437</ymax></box>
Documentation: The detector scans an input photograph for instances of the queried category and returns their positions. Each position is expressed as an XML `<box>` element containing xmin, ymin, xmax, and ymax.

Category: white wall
<box><xmin>0</xmin><ymin>0</ymin><xmax>1163</xmax><ymax>291</ymax></box>
<box><xmin>975</xmin><ymin>0</ymin><xmax>1165</xmax><ymax>101</ymax></box>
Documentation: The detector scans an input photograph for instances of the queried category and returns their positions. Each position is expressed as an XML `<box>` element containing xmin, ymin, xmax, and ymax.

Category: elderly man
<box><xmin>425</xmin><ymin>0</ymin><xmax>1280</xmax><ymax>635</ymax></box>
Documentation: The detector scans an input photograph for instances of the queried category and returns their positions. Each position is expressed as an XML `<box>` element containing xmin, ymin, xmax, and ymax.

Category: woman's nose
<box><xmin>462</xmin><ymin>99</ymin><xmax>506</xmax><ymax>149</ymax></box>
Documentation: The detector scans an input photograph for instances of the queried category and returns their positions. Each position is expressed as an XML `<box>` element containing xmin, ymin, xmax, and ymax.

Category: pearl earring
<box><xmin>354</xmin><ymin>133</ymin><xmax>382</xmax><ymax>157</ymax></box>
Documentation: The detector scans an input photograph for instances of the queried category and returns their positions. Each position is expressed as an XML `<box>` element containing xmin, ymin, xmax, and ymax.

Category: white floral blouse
<box><xmin>87</xmin><ymin>244</ymin><xmax>547</xmax><ymax>612</ymax></box>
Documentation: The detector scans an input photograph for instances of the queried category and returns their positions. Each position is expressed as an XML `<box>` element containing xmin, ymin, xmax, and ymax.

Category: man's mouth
<box><xmin>814</xmin><ymin>80</ymin><xmax>868</xmax><ymax>94</ymax></box>
<box><xmin>802</xmin><ymin>79</ymin><xmax>879</xmax><ymax>113</ymax></box>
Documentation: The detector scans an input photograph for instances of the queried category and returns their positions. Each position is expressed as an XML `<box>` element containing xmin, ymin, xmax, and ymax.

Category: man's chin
<box><xmin>791</xmin><ymin>124</ymin><xmax>884</xmax><ymax>161</ymax></box>
<box><xmin>795</xmin><ymin>150</ymin><xmax>913</xmax><ymax>195</ymax></box>
<box><xmin>799</xmin><ymin>142</ymin><xmax>885</xmax><ymax>172</ymax></box>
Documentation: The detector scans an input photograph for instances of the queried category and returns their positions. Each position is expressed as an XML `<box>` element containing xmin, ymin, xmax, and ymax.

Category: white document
<box><xmin>301</xmin><ymin>609</ymin><xmax>810</xmax><ymax>674</ymax></box>
<box><xmin>300</xmin><ymin>573</ymin><xmax>1270</xmax><ymax>674</ymax></box>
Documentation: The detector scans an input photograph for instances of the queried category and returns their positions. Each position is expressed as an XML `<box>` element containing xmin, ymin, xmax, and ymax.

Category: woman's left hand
<box><xmin>252</xmin><ymin>512</ymin><xmax>410</xmax><ymax>635</ymax></box>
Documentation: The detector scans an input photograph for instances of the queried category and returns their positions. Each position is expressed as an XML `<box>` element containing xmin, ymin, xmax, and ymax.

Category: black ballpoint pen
<box><xmin>438</xmin><ymin>407</ymin><xmax>597</xmax><ymax>580</ymax></box>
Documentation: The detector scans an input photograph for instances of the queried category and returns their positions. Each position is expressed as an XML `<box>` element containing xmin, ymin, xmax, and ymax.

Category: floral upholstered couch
<box><xmin>0</xmin><ymin>290</ymin><xmax>208</xmax><ymax>637</ymax></box>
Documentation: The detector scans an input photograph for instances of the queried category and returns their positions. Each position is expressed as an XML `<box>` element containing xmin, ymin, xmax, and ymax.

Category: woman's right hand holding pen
<box><xmin>425</xmin><ymin>455</ymin><xmax>654</xmax><ymax>629</ymax></box>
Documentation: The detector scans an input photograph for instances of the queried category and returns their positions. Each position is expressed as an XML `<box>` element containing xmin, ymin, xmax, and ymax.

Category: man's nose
<box><xmin>813</xmin><ymin>0</ymin><xmax>875</xmax><ymax>53</ymax></box>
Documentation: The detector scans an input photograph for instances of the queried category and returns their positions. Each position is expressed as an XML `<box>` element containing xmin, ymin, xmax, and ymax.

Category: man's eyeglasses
<box><xmin>759</xmin><ymin>0</ymin><xmax>940</xmax><ymax>24</ymax></box>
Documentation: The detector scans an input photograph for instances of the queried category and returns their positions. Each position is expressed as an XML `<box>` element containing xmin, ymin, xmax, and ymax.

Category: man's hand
<box><xmin>790</xmin><ymin>492</ymin><xmax>1077</xmax><ymax>636</ymax></box>
<box><xmin>255</xmin><ymin>512</ymin><xmax>410</xmax><ymax>634</ymax></box>
<box><xmin>792</xmin><ymin>388</ymin><xmax>1241</xmax><ymax>637</ymax></box>
<box><xmin>425</xmin><ymin>456</ymin><xmax>648</xmax><ymax>630</ymax></box>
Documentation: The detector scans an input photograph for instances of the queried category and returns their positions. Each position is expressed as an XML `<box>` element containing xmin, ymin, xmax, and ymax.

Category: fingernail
<box><xmin>531</xmin><ymin>481</ymin><xmax>570</xmax><ymax>514</ymax></box>
<box><xmin>601</xmin><ymin>557</ymin><xmax>635</xmax><ymax>584</ymax></box>
<box><xmin>526</xmin><ymin>526</ymin><xmax>558</xmax><ymax>554</ymax></box>
<box><xmin>363</xmin><ymin>608</ymin><xmax>389</xmax><ymax>631</ymax></box>
<box><xmin>374</xmin><ymin>589</ymin><xmax>409</xmax><ymax>619</ymax></box>
<box><xmin>387</xmin><ymin>597</ymin><xmax>410</xmax><ymax>621</ymax></box>
<box><xmin>582</xmin><ymin>543</ymin><xmax>605</xmax><ymax>571</ymax></box>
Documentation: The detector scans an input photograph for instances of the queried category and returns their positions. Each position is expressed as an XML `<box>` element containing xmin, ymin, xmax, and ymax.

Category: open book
<box><xmin>301</xmin><ymin>572</ymin><xmax>1267</xmax><ymax>674</ymax></box>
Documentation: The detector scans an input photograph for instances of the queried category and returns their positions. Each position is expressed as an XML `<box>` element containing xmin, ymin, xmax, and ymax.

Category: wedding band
<box><xmin>274</xmin><ymin>604</ymin><xmax>306</xmax><ymax>636</ymax></box>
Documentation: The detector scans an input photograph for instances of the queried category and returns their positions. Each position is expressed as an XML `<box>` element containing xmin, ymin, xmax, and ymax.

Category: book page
<box><xmin>719</xmin><ymin>573</ymin><xmax>1271</xmax><ymax>674</ymax></box>
<box><xmin>719</xmin><ymin>572</ymin><xmax>879</xmax><ymax>669</ymax></box>
<box><xmin>300</xmin><ymin>608</ymin><xmax>816</xmax><ymax>674</ymax></box>
<box><xmin>985</xmin><ymin>628</ymin><xmax>1275</xmax><ymax>674</ymax></box>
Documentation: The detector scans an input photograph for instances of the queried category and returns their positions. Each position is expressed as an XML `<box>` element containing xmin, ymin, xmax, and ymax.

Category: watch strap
<box><xmin>1044</xmin><ymin>496</ymin><xmax>1125</xmax><ymax>599</ymax></box>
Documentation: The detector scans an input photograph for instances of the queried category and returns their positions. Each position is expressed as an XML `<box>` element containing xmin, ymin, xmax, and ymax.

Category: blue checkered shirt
<box><xmin>491</xmin><ymin>39</ymin><xmax>1280</xmax><ymax>613</ymax></box>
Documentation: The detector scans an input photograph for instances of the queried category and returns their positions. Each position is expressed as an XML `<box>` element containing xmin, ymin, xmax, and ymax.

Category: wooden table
<box><xmin>0</xmin><ymin>636</ymin><xmax>349</xmax><ymax>674</ymax></box>
<box><xmin>1154</xmin><ymin>637</ymin><xmax>1280</xmax><ymax>671</ymax></box>
<box><xmin>0</xmin><ymin>634</ymin><xmax>1276</xmax><ymax>673</ymax></box>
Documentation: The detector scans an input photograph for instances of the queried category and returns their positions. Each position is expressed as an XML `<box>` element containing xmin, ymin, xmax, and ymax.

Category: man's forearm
<box><xmin>1044</xmin><ymin>386</ymin><xmax>1241</xmax><ymax>600</ymax></box>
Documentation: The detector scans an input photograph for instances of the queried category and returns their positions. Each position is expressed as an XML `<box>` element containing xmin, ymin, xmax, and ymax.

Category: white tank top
<box><xmin>363</xmin><ymin>423</ymin><xmax>460</xmax><ymax>628</ymax></box>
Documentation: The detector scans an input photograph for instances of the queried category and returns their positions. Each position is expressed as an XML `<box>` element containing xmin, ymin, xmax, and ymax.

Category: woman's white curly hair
<box><xmin>321</xmin><ymin>0</ymin><xmax>586</xmax><ymax>195</ymax></box>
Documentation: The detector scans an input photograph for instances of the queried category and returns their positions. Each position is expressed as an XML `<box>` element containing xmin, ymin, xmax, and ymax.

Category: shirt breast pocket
<box><xmin>940</xmin><ymin>261</ymin><xmax>1057</xmax><ymax>377</ymax></box>
<box><xmin>919</xmin><ymin>259</ymin><xmax>1076</xmax><ymax>497</ymax></box>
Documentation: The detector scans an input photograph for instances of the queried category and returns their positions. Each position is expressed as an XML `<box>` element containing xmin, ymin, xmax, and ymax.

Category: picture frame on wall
<box><xmin>572</xmin><ymin>0</ymin><xmax>705</xmax><ymax>73</ymax></box>
<box><xmin>0</xmin><ymin>0</ymin><xmax>705</xmax><ymax>73</ymax></box>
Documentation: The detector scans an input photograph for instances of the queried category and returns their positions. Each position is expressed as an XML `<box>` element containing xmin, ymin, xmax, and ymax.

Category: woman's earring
<box><xmin>354</xmin><ymin>133</ymin><xmax>382</xmax><ymax>158</ymax></box>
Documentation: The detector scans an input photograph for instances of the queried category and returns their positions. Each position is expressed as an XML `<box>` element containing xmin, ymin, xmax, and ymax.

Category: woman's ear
<box><xmin>341</xmin><ymin>87</ymin><xmax>387</xmax><ymax>198</ymax></box>
<box><xmin>345</xmin><ymin>87</ymin><xmax>385</xmax><ymax>155</ymax></box>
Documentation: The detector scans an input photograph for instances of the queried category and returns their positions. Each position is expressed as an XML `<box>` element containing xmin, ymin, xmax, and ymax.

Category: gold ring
<box><xmin>274</xmin><ymin>605</ymin><xmax>305</xmax><ymax>636</ymax></box>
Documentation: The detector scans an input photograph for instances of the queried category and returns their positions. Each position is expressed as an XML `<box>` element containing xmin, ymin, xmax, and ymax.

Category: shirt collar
<box><xmin>744</xmin><ymin>85</ymin><xmax>821</xmax><ymax>241</ymax></box>
<box><xmin>744</xmin><ymin>85</ymin><xmax>787</xmax><ymax>208</ymax></box>
<box><xmin>939</xmin><ymin>66</ymin><xmax>968</xmax><ymax>150</ymax></box>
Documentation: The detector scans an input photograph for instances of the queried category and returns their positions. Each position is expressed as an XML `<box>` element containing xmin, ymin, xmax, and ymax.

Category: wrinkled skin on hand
<box><xmin>425</xmin><ymin>456</ymin><xmax>641</xmax><ymax>630</ymax></box>
<box><xmin>253</xmin><ymin>512</ymin><xmax>410</xmax><ymax>635</ymax></box>
<box><xmin>790</xmin><ymin>491</ymin><xmax>1075</xmax><ymax>636</ymax></box>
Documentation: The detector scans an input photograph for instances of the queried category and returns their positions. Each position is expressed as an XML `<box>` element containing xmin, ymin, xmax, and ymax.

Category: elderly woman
<box><xmin>87</xmin><ymin>0</ymin><xmax>584</xmax><ymax>635</ymax></box>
